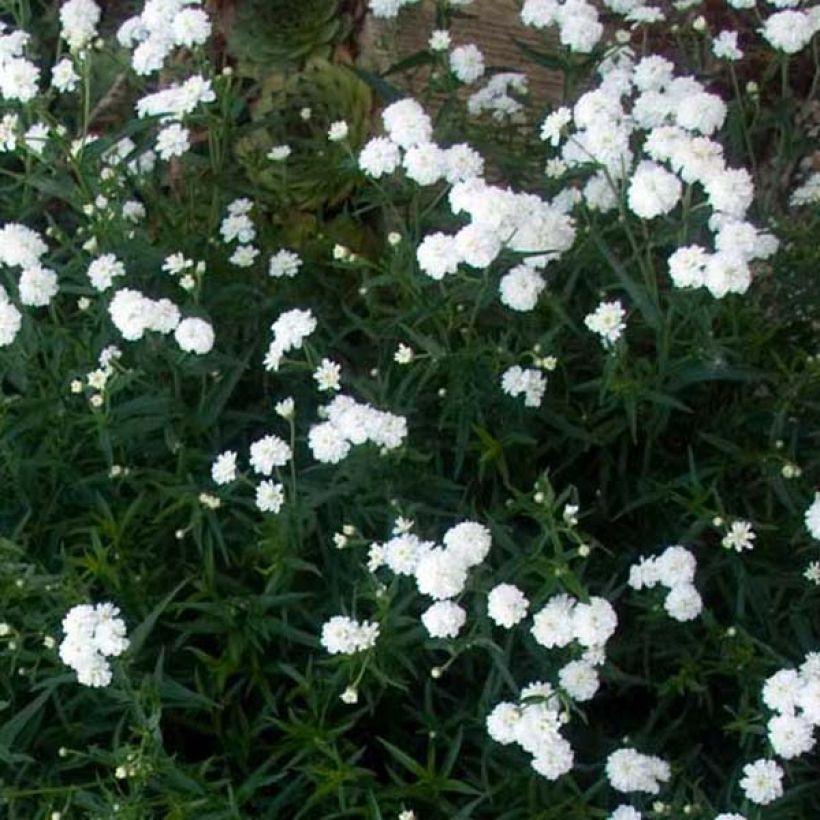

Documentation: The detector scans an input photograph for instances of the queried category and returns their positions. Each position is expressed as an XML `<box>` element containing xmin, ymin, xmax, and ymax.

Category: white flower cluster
<box><xmin>210</xmin><ymin>433</ymin><xmax>291</xmax><ymax>514</ymax></box>
<box><xmin>531</xmin><ymin>593</ymin><xmax>617</xmax><ymax>657</ymax></box>
<box><xmin>542</xmin><ymin>52</ymin><xmax>778</xmax><ymax>298</ymax></box>
<box><xmin>606</xmin><ymin>747</ymin><xmax>671</xmax><ymax>794</ymax></box>
<box><xmin>501</xmin><ymin>365</ymin><xmax>547</xmax><ymax>408</ymax></box>
<box><xmin>759</xmin><ymin>652</ymin><xmax>820</xmax><ymax>762</ymax></box>
<box><xmin>219</xmin><ymin>198</ymin><xmax>259</xmax><ymax>268</ymax></box>
<box><xmin>0</xmin><ymin>24</ymin><xmax>40</xmax><ymax>102</ymax></box>
<box><xmin>486</xmin><ymin>681</ymin><xmax>574</xmax><ymax>780</ymax></box>
<box><xmin>136</xmin><ymin>74</ymin><xmax>215</xmax><ymax>122</ymax></box>
<box><xmin>628</xmin><ymin>545</ymin><xmax>703</xmax><ymax>622</ymax></box>
<box><xmin>263</xmin><ymin>307</ymin><xmax>317</xmax><ymax>372</ymax></box>
<box><xmin>368</xmin><ymin>520</ymin><xmax>492</xmax><ymax>639</ymax></box>
<box><xmin>59</xmin><ymin>0</ymin><xmax>101</xmax><ymax>52</ymax></box>
<box><xmin>0</xmin><ymin>223</ymin><xmax>57</xmax><ymax>344</ymax></box>
<box><xmin>117</xmin><ymin>0</ymin><xmax>211</xmax><ymax>75</ymax></box>
<box><xmin>359</xmin><ymin>99</ymin><xmax>484</xmax><ymax>188</ymax></box>
<box><xmin>359</xmin><ymin>98</ymin><xmax>575</xmax><ymax>294</ymax></box>
<box><xmin>320</xmin><ymin>615</ymin><xmax>379</xmax><ymax>655</ymax></box>
<box><xmin>467</xmin><ymin>73</ymin><xmax>528</xmax><ymax>121</ymax></box>
<box><xmin>309</xmin><ymin>394</ymin><xmax>407</xmax><ymax>464</ymax></box>
<box><xmin>521</xmin><ymin>0</ymin><xmax>604</xmax><ymax>54</ymax></box>
<box><xmin>107</xmin><ymin>287</ymin><xmax>213</xmax><ymax>354</ymax></box>
<box><xmin>59</xmin><ymin>602</ymin><xmax>129</xmax><ymax>688</ymax></box>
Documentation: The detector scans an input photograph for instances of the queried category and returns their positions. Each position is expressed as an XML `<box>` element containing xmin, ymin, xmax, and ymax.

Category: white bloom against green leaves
<box><xmin>739</xmin><ymin>759</ymin><xmax>784</xmax><ymax>805</ymax></box>
<box><xmin>211</xmin><ymin>451</ymin><xmax>237</xmax><ymax>485</ymax></box>
<box><xmin>59</xmin><ymin>602</ymin><xmax>128</xmax><ymax>688</ymax></box>
<box><xmin>269</xmin><ymin>249</ymin><xmax>302</xmax><ymax>278</ymax></box>
<box><xmin>721</xmin><ymin>519</ymin><xmax>756</xmax><ymax>552</ymax></box>
<box><xmin>606</xmin><ymin>748</ymin><xmax>671</xmax><ymax>794</ymax></box>
<box><xmin>320</xmin><ymin>615</ymin><xmax>379</xmax><ymax>655</ymax></box>
<box><xmin>584</xmin><ymin>300</ymin><xmax>626</xmax><ymax>347</ymax></box>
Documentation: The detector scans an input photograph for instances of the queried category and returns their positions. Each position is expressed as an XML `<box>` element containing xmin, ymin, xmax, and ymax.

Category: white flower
<box><xmin>403</xmin><ymin>143</ymin><xmax>446</xmax><ymax>186</ymax></box>
<box><xmin>429</xmin><ymin>30</ymin><xmax>451</xmax><ymax>51</ymax></box>
<box><xmin>762</xmin><ymin>668</ymin><xmax>802</xmax><ymax>714</ymax></box>
<box><xmin>721</xmin><ymin>520</ymin><xmax>755</xmax><ymax>552</ymax></box>
<box><xmin>531</xmin><ymin>594</ymin><xmax>577</xmax><ymax>648</ymax></box>
<box><xmin>383</xmin><ymin>99</ymin><xmax>432</xmax><ymax>149</ymax></box>
<box><xmin>59</xmin><ymin>0</ymin><xmax>101</xmax><ymax>51</ymax></box>
<box><xmin>767</xmin><ymin>713</ymin><xmax>815</xmax><ymax>759</ymax></box>
<box><xmin>269</xmin><ymin>249</ymin><xmax>302</xmax><ymax>278</ymax></box>
<box><xmin>383</xmin><ymin>533</ymin><xmax>432</xmax><ymax>576</ymax></box>
<box><xmin>174</xmin><ymin>317</ymin><xmax>214</xmax><ymax>354</ymax></box>
<box><xmin>628</xmin><ymin>161</ymin><xmax>682</xmax><ymax>219</ymax></box>
<box><xmin>328</xmin><ymin>120</ymin><xmax>349</xmax><ymax>141</ymax></box>
<box><xmin>229</xmin><ymin>245</ymin><xmax>259</xmax><ymax>268</ymax></box>
<box><xmin>19</xmin><ymin>265</ymin><xmax>58</xmax><ymax>307</ymax></box>
<box><xmin>171</xmin><ymin>8</ymin><xmax>211</xmax><ymax>48</ymax></box>
<box><xmin>249</xmin><ymin>434</ymin><xmax>291</xmax><ymax>475</ymax></box>
<box><xmin>559</xmin><ymin>660</ymin><xmax>600</xmax><ymax>701</ymax></box>
<box><xmin>0</xmin><ymin>57</ymin><xmax>40</xmax><ymax>102</ymax></box>
<box><xmin>267</xmin><ymin>145</ymin><xmax>291</xmax><ymax>161</ymax></box>
<box><xmin>487</xmin><ymin>583</ymin><xmax>529</xmax><ymax>628</ymax></box>
<box><xmin>415</xmin><ymin>548</ymin><xmax>468</xmax><ymax>600</ymax></box>
<box><xmin>394</xmin><ymin>343</ymin><xmax>414</xmax><ymax>364</ymax></box>
<box><xmin>88</xmin><ymin>254</ymin><xmax>126</xmax><ymax>292</ymax></box>
<box><xmin>540</xmin><ymin>107</ymin><xmax>571</xmax><ymax>146</ymax></box>
<box><xmin>573</xmin><ymin>597</ymin><xmax>617</xmax><ymax>647</ymax></box>
<box><xmin>359</xmin><ymin>137</ymin><xmax>401</xmax><ymax>178</ymax></box>
<box><xmin>156</xmin><ymin>123</ymin><xmax>190</xmax><ymax>160</ymax></box>
<box><xmin>255</xmin><ymin>480</ymin><xmax>284</xmax><ymax>513</ymax></box>
<box><xmin>443</xmin><ymin>521</ymin><xmax>491</xmax><ymax>567</ymax></box>
<box><xmin>52</xmin><ymin>58</ymin><xmax>80</xmax><ymax>92</ymax></box>
<box><xmin>314</xmin><ymin>358</ymin><xmax>342</xmax><ymax>392</ymax></box>
<box><xmin>308</xmin><ymin>421</ymin><xmax>351</xmax><ymax>464</ymax></box>
<box><xmin>499</xmin><ymin>265</ymin><xmax>546</xmax><ymax>311</ymax></box>
<box><xmin>655</xmin><ymin>545</ymin><xmax>697</xmax><ymax>588</ymax></box>
<box><xmin>584</xmin><ymin>300</ymin><xmax>626</xmax><ymax>347</ymax></box>
<box><xmin>421</xmin><ymin>601</ymin><xmax>467</xmax><ymax>639</ymax></box>
<box><xmin>211</xmin><ymin>451</ymin><xmax>237</xmax><ymax>485</ymax></box>
<box><xmin>450</xmin><ymin>44</ymin><xmax>485</xmax><ymax>84</ymax></box>
<box><xmin>417</xmin><ymin>232</ymin><xmax>461</xmax><ymax>279</ymax></box>
<box><xmin>713</xmin><ymin>30</ymin><xmax>743</xmax><ymax>60</ymax></box>
<box><xmin>668</xmin><ymin>245</ymin><xmax>708</xmax><ymax>289</ymax></box>
<box><xmin>663</xmin><ymin>583</ymin><xmax>702</xmax><ymax>622</ymax></box>
<box><xmin>24</xmin><ymin>122</ymin><xmax>49</xmax><ymax>155</ymax></box>
<box><xmin>739</xmin><ymin>759</ymin><xmax>784</xmax><ymax>805</ymax></box>
<box><xmin>340</xmin><ymin>686</ymin><xmax>358</xmax><ymax>704</ymax></box>
<box><xmin>275</xmin><ymin>397</ymin><xmax>295</xmax><ymax>419</ymax></box>
<box><xmin>761</xmin><ymin>10</ymin><xmax>814</xmax><ymax>54</ymax></box>
<box><xmin>486</xmin><ymin>701</ymin><xmax>522</xmax><ymax>744</ymax></box>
